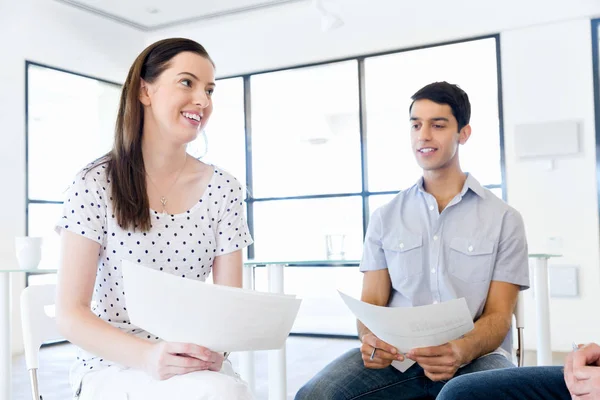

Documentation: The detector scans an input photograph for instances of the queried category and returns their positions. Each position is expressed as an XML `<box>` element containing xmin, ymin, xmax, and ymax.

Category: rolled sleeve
<box><xmin>360</xmin><ymin>208</ymin><xmax>388</xmax><ymax>272</ymax></box>
<box><xmin>215</xmin><ymin>181</ymin><xmax>253</xmax><ymax>256</ymax></box>
<box><xmin>491</xmin><ymin>208</ymin><xmax>530</xmax><ymax>290</ymax></box>
<box><xmin>55</xmin><ymin>167</ymin><xmax>107</xmax><ymax>245</ymax></box>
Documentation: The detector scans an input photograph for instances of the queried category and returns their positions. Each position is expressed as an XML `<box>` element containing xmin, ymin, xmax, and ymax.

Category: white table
<box><xmin>529</xmin><ymin>254</ymin><xmax>562</xmax><ymax>366</ymax></box>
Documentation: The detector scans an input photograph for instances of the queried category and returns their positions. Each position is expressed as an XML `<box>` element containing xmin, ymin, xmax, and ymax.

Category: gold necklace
<box><xmin>146</xmin><ymin>155</ymin><xmax>187</xmax><ymax>215</ymax></box>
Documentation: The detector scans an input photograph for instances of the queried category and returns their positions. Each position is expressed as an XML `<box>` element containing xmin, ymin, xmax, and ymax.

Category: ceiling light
<box><xmin>312</xmin><ymin>0</ymin><xmax>344</xmax><ymax>32</ymax></box>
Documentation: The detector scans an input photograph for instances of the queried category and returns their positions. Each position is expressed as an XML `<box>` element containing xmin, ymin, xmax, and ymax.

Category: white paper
<box><xmin>338</xmin><ymin>291</ymin><xmax>474</xmax><ymax>372</ymax></box>
<box><xmin>121</xmin><ymin>260</ymin><xmax>302</xmax><ymax>352</ymax></box>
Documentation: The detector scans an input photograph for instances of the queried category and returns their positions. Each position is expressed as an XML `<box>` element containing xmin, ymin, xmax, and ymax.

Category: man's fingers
<box><xmin>565</xmin><ymin>357</ymin><xmax>575</xmax><ymax>389</ymax></box>
<box><xmin>569</xmin><ymin>378</ymin><xmax>592</xmax><ymax>397</ymax></box>
<box><xmin>363</xmin><ymin>334</ymin><xmax>397</xmax><ymax>355</ymax></box>
<box><xmin>411</xmin><ymin>354</ymin><xmax>455</xmax><ymax>368</ymax></box>
<box><xmin>573</xmin><ymin>366</ymin><xmax>596</xmax><ymax>381</ymax></box>
<box><xmin>409</xmin><ymin>344</ymin><xmax>449</xmax><ymax>358</ymax></box>
<box><xmin>424</xmin><ymin>370</ymin><xmax>452</xmax><ymax>382</ymax></box>
<box><xmin>363</xmin><ymin>360</ymin><xmax>393</xmax><ymax>369</ymax></box>
<box><xmin>361</xmin><ymin>343</ymin><xmax>404</xmax><ymax>361</ymax></box>
<box><xmin>370</xmin><ymin>348</ymin><xmax>401</xmax><ymax>361</ymax></box>
<box><xmin>419</xmin><ymin>364</ymin><xmax>453</xmax><ymax>374</ymax></box>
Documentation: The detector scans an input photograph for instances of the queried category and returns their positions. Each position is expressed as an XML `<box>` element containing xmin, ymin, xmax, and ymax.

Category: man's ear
<box><xmin>458</xmin><ymin>124</ymin><xmax>472</xmax><ymax>145</ymax></box>
<box><xmin>139</xmin><ymin>79</ymin><xmax>151</xmax><ymax>106</ymax></box>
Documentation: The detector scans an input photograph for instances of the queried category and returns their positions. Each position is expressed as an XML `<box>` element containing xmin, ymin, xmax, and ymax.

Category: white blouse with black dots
<box><xmin>55</xmin><ymin>160</ymin><xmax>253</xmax><ymax>393</ymax></box>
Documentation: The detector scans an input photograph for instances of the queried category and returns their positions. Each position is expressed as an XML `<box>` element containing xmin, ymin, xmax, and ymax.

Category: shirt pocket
<box><xmin>382</xmin><ymin>233</ymin><xmax>423</xmax><ymax>281</ymax></box>
<box><xmin>448</xmin><ymin>237</ymin><xmax>495</xmax><ymax>283</ymax></box>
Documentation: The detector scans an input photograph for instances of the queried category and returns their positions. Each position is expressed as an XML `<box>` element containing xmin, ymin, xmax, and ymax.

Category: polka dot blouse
<box><xmin>55</xmin><ymin>159</ymin><xmax>253</xmax><ymax>392</ymax></box>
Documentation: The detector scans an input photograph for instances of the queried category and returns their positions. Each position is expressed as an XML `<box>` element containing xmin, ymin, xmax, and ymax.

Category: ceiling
<box><xmin>53</xmin><ymin>0</ymin><xmax>307</xmax><ymax>31</ymax></box>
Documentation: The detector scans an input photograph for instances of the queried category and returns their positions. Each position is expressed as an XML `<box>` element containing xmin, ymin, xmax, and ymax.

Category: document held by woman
<box><xmin>122</xmin><ymin>260</ymin><xmax>302</xmax><ymax>352</ymax></box>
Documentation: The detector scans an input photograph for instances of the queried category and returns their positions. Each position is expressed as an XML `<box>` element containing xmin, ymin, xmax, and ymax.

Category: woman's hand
<box><xmin>142</xmin><ymin>341</ymin><xmax>225</xmax><ymax>380</ymax></box>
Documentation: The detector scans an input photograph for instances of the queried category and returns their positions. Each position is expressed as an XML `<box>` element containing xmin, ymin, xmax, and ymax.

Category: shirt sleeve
<box><xmin>359</xmin><ymin>207</ymin><xmax>388</xmax><ymax>272</ymax></box>
<box><xmin>55</xmin><ymin>166</ymin><xmax>108</xmax><ymax>245</ymax></box>
<box><xmin>491</xmin><ymin>208</ymin><xmax>530</xmax><ymax>290</ymax></box>
<box><xmin>215</xmin><ymin>179</ymin><xmax>253</xmax><ymax>256</ymax></box>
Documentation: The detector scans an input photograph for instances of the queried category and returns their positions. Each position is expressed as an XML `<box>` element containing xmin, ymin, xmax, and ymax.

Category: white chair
<box><xmin>20</xmin><ymin>284</ymin><xmax>61</xmax><ymax>400</ymax></box>
<box><xmin>514</xmin><ymin>291</ymin><xmax>525</xmax><ymax>367</ymax></box>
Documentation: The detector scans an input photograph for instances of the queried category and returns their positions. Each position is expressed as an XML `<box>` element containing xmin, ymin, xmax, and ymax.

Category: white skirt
<box><xmin>77</xmin><ymin>361</ymin><xmax>254</xmax><ymax>400</ymax></box>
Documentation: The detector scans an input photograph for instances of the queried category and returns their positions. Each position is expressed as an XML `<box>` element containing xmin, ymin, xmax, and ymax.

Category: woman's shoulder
<box><xmin>209</xmin><ymin>164</ymin><xmax>245</xmax><ymax>192</ymax></box>
<box><xmin>71</xmin><ymin>156</ymin><xmax>111</xmax><ymax>188</ymax></box>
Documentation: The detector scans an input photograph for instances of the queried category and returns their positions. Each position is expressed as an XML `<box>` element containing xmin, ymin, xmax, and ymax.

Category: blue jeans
<box><xmin>294</xmin><ymin>348</ymin><xmax>513</xmax><ymax>400</ymax></box>
<box><xmin>436</xmin><ymin>366</ymin><xmax>570</xmax><ymax>400</ymax></box>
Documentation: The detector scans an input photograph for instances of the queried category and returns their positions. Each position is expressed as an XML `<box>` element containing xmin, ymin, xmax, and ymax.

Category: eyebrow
<box><xmin>177</xmin><ymin>72</ymin><xmax>216</xmax><ymax>86</ymax></box>
<box><xmin>409</xmin><ymin>117</ymin><xmax>450</xmax><ymax>122</ymax></box>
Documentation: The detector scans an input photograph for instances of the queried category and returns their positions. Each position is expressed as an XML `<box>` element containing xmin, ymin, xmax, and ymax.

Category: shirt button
<box><xmin>429</xmin><ymin>205</ymin><xmax>434</xmax><ymax>211</ymax></box>
<box><xmin>431</xmin><ymin>268</ymin><xmax>436</xmax><ymax>274</ymax></box>
<box><xmin>433</xmin><ymin>235</ymin><xmax>439</xmax><ymax>241</ymax></box>
<box><xmin>468</xmin><ymin>245</ymin><xmax>474</xmax><ymax>252</ymax></box>
<box><xmin>399</xmin><ymin>242</ymin><xmax>405</xmax><ymax>249</ymax></box>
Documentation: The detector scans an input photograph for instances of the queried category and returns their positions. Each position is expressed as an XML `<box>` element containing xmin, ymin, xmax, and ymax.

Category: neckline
<box><xmin>149</xmin><ymin>164</ymin><xmax>217</xmax><ymax>218</ymax></box>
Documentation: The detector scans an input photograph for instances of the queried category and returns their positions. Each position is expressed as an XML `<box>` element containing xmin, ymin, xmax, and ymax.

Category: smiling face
<box><xmin>410</xmin><ymin>99</ymin><xmax>470</xmax><ymax>173</ymax></box>
<box><xmin>139</xmin><ymin>51</ymin><xmax>216</xmax><ymax>146</ymax></box>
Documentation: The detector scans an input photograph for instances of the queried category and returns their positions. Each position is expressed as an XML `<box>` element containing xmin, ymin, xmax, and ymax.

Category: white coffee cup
<box><xmin>15</xmin><ymin>236</ymin><xmax>43</xmax><ymax>270</ymax></box>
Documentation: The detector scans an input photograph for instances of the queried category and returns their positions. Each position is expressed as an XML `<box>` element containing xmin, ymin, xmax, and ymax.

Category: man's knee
<box><xmin>295</xmin><ymin>378</ymin><xmax>343</xmax><ymax>400</ymax></box>
<box><xmin>437</xmin><ymin>376</ymin><xmax>475</xmax><ymax>400</ymax></box>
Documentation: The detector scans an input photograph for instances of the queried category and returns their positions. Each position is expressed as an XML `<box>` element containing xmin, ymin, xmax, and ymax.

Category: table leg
<box><xmin>268</xmin><ymin>264</ymin><xmax>286</xmax><ymax>400</ymax></box>
<box><xmin>0</xmin><ymin>272</ymin><xmax>11</xmax><ymax>400</ymax></box>
<box><xmin>533</xmin><ymin>257</ymin><xmax>552</xmax><ymax>365</ymax></box>
<box><xmin>239</xmin><ymin>265</ymin><xmax>256</xmax><ymax>394</ymax></box>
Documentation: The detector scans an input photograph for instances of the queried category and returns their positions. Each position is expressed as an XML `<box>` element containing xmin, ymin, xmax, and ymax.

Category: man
<box><xmin>295</xmin><ymin>81</ymin><xmax>530</xmax><ymax>399</ymax></box>
<box><xmin>437</xmin><ymin>343</ymin><xmax>600</xmax><ymax>399</ymax></box>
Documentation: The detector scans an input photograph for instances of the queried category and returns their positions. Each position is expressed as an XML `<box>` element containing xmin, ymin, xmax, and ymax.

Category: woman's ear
<box><xmin>139</xmin><ymin>79</ymin><xmax>151</xmax><ymax>106</ymax></box>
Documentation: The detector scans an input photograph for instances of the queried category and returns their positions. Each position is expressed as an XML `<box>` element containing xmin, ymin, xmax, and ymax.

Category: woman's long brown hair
<box><xmin>103</xmin><ymin>38</ymin><xmax>214</xmax><ymax>232</ymax></box>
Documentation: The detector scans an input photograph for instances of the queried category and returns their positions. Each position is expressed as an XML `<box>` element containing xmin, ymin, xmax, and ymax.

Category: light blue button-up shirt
<box><xmin>360</xmin><ymin>174</ymin><xmax>530</xmax><ymax>356</ymax></box>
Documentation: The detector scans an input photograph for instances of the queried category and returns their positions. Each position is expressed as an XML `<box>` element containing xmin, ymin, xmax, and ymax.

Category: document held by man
<box><xmin>338</xmin><ymin>291</ymin><xmax>474</xmax><ymax>372</ymax></box>
<box><xmin>122</xmin><ymin>260</ymin><xmax>302</xmax><ymax>352</ymax></box>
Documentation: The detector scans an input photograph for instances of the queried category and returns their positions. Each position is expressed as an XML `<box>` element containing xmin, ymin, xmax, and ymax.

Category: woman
<box><xmin>55</xmin><ymin>38</ymin><xmax>253</xmax><ymax>399</ymax></box>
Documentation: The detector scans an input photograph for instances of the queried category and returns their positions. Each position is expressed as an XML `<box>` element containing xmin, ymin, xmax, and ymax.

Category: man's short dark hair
<box><xmin>409</xmin><ymin>82</ymin><xmax>471</xmax><ymax>131</ymax></box>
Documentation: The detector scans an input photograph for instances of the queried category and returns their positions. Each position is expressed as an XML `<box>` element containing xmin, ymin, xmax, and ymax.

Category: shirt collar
<box><xmin>416</xmin><ymin>173</ymin><xmax>486</xmax><ymax>199</ymax></box>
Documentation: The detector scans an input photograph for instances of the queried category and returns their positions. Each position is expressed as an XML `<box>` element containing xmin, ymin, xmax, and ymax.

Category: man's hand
<box><xmin>360</xmin><ymin>332</ymin><xmax>404</xmax><ymax>369</ymax></box>
<box><xmin>406</xmin><ymin>341</ymin><xmax>464</xmax><ymax>381</ymax></box>
<box><xmin>565</xmin><ymin>342</ymin><xmax>600</xmax><ymax>399</ymax></box>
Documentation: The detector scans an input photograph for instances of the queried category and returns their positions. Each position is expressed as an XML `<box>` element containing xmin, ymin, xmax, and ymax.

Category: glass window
<box><xmin>27</xmin><ymin>64</ymin><xmax>121</xmax><ymax>201</ymax></box>
<box><xmin>250</xmin><ymin>61</ymin><xmax>362</xmax><ymax>197</ymax></box>
<box><xmin>365</xmin><ymin>38</ymin><xmax>501</xmax><ymax>192</ymax></box>
<box><xmin>252</xmin><ymin>196</ymin><xmax>363</xmax><ymax>261</ymax></box>
<box><xmin>26</xmin><ymin>64</ymin><xmax>121</xmax><ymax>284</ymax></box>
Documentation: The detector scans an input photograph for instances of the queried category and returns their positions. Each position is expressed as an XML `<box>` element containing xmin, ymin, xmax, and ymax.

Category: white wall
<box><xmin>0</xmin><ymin>0</ymin><xmax>145</xmax><ymax>354</ymax></box>
<box><xmin>148</xmin><ymin>0</ymin><xmax>600</xmax><ymax>353</ymax></box>
<box><xmin>502</xmin><ymin>19</ymin><xmax>600</xmax><ymax>351</ymax></box>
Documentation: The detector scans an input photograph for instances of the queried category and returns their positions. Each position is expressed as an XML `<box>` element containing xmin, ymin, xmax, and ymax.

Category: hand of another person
<box><xmin>565</xmin><ymin>342</ymin><xmax>600</xmax><ymax>399</ymax></box>
<box><xmin>360</xmin><ymin>332</ymin><xmax>404</xmax><ymax>369</ymax></box>
<box><xmin>406</xmin><ymin>341</ymin><xmax>464</xmax><ymax>381</ymax></box>
<box><xmin>142</xmin><ymin>341</ymin><xmax>225</xmax><ymax>380</ymax></box>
